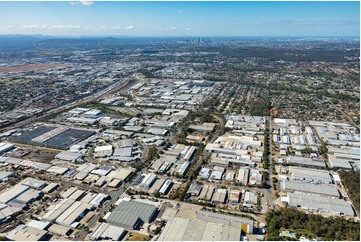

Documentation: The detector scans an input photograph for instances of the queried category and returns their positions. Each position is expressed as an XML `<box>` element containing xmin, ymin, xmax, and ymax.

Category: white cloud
<box><xmin>5</xmin><ymin>25</ymin><xmax>13</xmax><ymax>29</ymax></box>
<box><xmin>22</xmin><ymin>25</ymin><xmax>81</xmax><ymax>30</ymax></box>
<box><xmin>101</xmin><ymin>26</ymin><xmax>135</xmax><ymax>30</ymax></box>
<box><xmin>184</xmin><ymin>27</ymin><xmax>192</xmax><ymax>31</ymax></box>
<box><xmin>80</xmin><ymin>1</ymin><xmax>94</xmax><ymax>6</ymax></box>
<box><xmin>69</xmin><ymin>1</ymin><xmax>94</xmax><ymax>6</ymax></box>
<box><xmin>178</xmin><ymin>10</ymin><xmax>183</xmax><ymax>13</ymax></box>
<box><xmin>170</xmin><ymin>27</ymin><xmax>177</xmax><ymax>30</ymax></box>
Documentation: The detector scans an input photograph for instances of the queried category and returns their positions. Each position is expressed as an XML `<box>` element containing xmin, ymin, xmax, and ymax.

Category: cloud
<box><xmin>262</xmin><ymin>19</ymin><xmax>358</xmax><ymax>27</ymax></box>
<box><xmin>170</xmin><ymin>27</ymin><xmax>177</xmax><ymax>30</ymax></box>
<box><xmin>4</xmin><ymin>25</ymin><xmax>13</xmax><ymax>29</ymax></box>
<box><xmin>184</xmin><ymin>27</ymin><xmax>192</xmax><ymax>31</ymax></box>
<box><xmin>69</xmin><ymin>1</ymin><xmax>94</xmax><ymax>6</ymax></box>
<box><xmin>178</xmin><ymin>10</ymin><xmax>183</xmax><ymax>13</ymax></box>
<box><xmin>81</xmin><ymin>1</ymin><xmax>94</xmax><ymax>6</ymax></box>
<box><xmin>22</xmin><ymin>25</ymin><xmax>81</xmax><ymax>30</ymax></box>
<box><xmin>101</xmin><ymin>26</ymin><xmax>135</xmax><ymax>30</ymax></box>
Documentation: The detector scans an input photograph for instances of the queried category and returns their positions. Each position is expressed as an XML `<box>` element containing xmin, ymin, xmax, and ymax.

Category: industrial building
<box><xmin>21</xmin><ymin>178</ymin><xmax>47</xmax><ymax>190</ymax></box>
<box><xmin>158</xmin><ymin>217</ymin><xmax>242</xmax><ymax>241</ymax></box>
<box><xmin>140</xmin><ymin>173</ymin><xmax>157</xmax><ymax>190</ymax></box>
<box><xmin>90</xmin><ymin>222</ymin><xmax>126</xmax><ymax>241</ymax></box>
<box><xmin>6</xmin><ymin>224</ymin><xmax>48</xmax><ymax>241</ymax></box>
<box><xmin>281</xmin><ymin>180</ymin><xmax>340</xmax><ymax>198</ymax></box>
<box><xmin>283</xmin><ymin>193</ymin><xmax>355</xmax><ymax>216</ymax></box>
<box><xmin>55</xmin><ymin>201</ymin><xmax>93</xmax><ymax>228</ymax></box>
<box><xmin>0</xmin><ymin>184</ymin><xmax>29</xmax><ymax>204</ymax></box>
<box><xmin>106</xmin><ymin>200</ymin><xmax>158</xmax><ymax>230</ymax></box>
<box><xmin>196</xmin><ymin>210</ymin><xmax>254</xmax><ymax>234</ymax></box>
<box><xmin>55</xmin><ymin>151</ymin><xmax>84</xmax><ymax>162</ymax></box>
<box><xmin>94</xmin><ymin>145</ymin><xmax>113</xmax><ymax>158</ymax></box>
<box><xmin>289</xmin><ymin>166</ymin><xmax>333</xmax><ymax>184</ymax></box>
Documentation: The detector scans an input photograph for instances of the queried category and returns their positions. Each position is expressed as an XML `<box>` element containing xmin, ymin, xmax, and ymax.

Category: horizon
<box><xmin>0</xmin><ymin>1</ymin><xmax>359</xmax><ymax>37</ymax></box>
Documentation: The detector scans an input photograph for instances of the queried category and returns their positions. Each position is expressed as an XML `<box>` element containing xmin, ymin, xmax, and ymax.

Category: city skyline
<box><xmin>0</xmin><ymin>1</ymin><xmax>359</xmax><ymax>37</ymax></box>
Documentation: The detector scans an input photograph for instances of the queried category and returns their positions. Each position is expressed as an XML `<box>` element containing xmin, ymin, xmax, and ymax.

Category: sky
<box><xmin>0</xmin><ymin>1</ymin><xmax>359</xmax><ymax>37</ymax></box>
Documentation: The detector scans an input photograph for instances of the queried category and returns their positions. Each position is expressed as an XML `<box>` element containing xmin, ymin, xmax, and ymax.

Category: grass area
<box><xmin>305</xmin><ymin>79</ymin><xmax>316</xmax><ymax>84</ymax></box>
<box><xmin>0</xmin><ymin>78</ymin><xmax>31</xmax><ymax>85</ymax></box>
<box><xmin>126</xmin><ymin>232</ymin><xmax>150</xmax><ymax>241</ymax></box>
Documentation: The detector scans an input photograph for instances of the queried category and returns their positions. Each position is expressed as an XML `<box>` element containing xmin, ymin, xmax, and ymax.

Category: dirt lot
<box><xmin>0</xmin><ymin>63</ymin><xmax>67</xmax><ymax>73</ymax></box>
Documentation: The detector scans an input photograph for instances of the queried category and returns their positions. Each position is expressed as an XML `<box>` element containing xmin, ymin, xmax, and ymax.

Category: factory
<box><xmin>55</xmin><ymin>151</ymin><xmax>84</xmax><ymax>163</ymax></box>
<box><xmin>283</xmin><ymin>193</ymin><xmax>355</xmax><ymax>216</ymax></box>
<box><xmin>6</xmin><ymin>224</ymin><xmax>49</xmax><ymax>241</ymax></box>
<box><xmin>139</xmin><ymin>173</ymin><xmax>157</xmax><ymax>190</ymax></box>
<box><xmin>158</xmin><ymin>217</ymin><xmax>242</xmax><ymax>241</ymax></box>
<box><xmin>90</xmin><ymin>222</ymin><xmax>126</xmax><ymax>241</ymax></box>
<box><xmin>106</xmin><ymin>200</ymin><xmax>158</xmax><ymax>230</ymax></box>
<box><xmin>0</xmin><ymin>142</ymin><xmax>15</xmax><ymax>154</ymax></box>
<box><xmin>288</xmin><ymin>166</ymin><xmax>333</xmax><ymax>184</ymax></box>
<box><xmin>55</xmin><ymin>201</ymin><xmax>94</xmax><ymax>228</ymax></box>
<box><xmin>280</xmin><ymin>180</ymin><xmax>340</xmax><ymax>198</ymax></box>
<box><xmin>94</xmin><ymin>145</ymin><xmax>113</xmax><ymax>158</ymax></box>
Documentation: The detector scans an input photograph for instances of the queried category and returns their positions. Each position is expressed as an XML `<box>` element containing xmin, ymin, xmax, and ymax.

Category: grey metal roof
<box><xmin>282</xmin><ymin>180</ymin><xmax>340</xmax><ymax>197</ymax></box>
<box><xmin>106</xmin><ymin>200</ymin><xmax>157</xmax><ymax>229</ymax></box>
<box><xmin>287</xmin><ymin>193</ymin><xmax>355</xmax><ymax>216</ymax></box>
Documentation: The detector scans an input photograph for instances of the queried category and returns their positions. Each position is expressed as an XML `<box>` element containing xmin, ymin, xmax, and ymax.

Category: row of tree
<box><xmin>266</xmin><ymin>207</ymin><xmax>360</xmax><ymax>241</ymax></box>
<box><xmin>339</xmin><ymin>170</ymin><xmax>360</xmax><ymax>213</ymax></box>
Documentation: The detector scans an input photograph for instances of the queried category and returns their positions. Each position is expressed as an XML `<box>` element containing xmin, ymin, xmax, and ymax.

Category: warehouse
<box><xmin>46</xmin><ymin>166</ymin><xmax>69</xmax><ymax>175</ymax></box>
<box><xmin>118</xmin><ymin>139</ymin><xmax>135</xmax><ymax>148</ymax></box>
<box><xmin>289</xmin><ymin>166</ymin><xmax>333</xmax><ymax>184</ymax></box>
<box><xmin>0</xmin><ymin>204</ymin><xmax>22</xmax><ymax>223</ymax></box>
<box><xmin>281</xmin><ymin>180</ymin><xmax>340</xmax><ymax>198</ymax></box>
<box><xmin>107</xmin><ymin>168</ymin><xmax>134</xmax><ymax>181</ymax></box>
<box><xmin>6</xmin><ymin>224</ymin><xmax>48</xmax><ymax>241</ymax></box>
<box><xmin>0</xmin><ymin>184</ymin><xmax>29</xmax><ymax>204</ymax></box>
<box><xmin>41</xmin><ymin>183</ymin><xmax>59</xmax><ymax>194</ymax></box>
<box><xmin>196</xmin><ymin>210</ymin><xmax>254</xmax><ymax>234</ymax></box>
<box><xmin>21</xmin><ymin>178</ymin><xmax>47</xmax><ymax>190</ymax></box>
<box><xmin>13</xmin><ymin>189</ymin><xmax>42</xmax><ymax>205</ymax></box>
<box><xmin>284</xmin><ymin>193</ymin><xmax>355</xmax><ymax>216</ymax></box>
<box><xmin>42</xmin><ymin>199</ymin><xmax>75</xmax><ymax>222</ymax></box>
<box><xmin>140</xmin><ymin>173</ymin><xmax>157</xmax><ymax>190</ymax></box>
<box><xmin>158</xmin><ymin>217</ymin><xmax>241</xmax><ymax>241</ymax></box>
<box><xmin>209</xmin><ymin>170</ymin><xmax>223</xmax><ymax>180</ymax></box>
<box><xmin>77</xmin><ymin>163</ymin><xmax>97</xmax><ymax>173</ymax></box>
<box><xmin>0</xmin><ymin>142</ymin><xmax>15</xmax><ymax>154</ymax></box>
<box><xmin>198</xmin><ymin>167</ymin><xmax>211</xmax><ymax>179</ymax></box>
<box><xmin>212</xmin><ymin>189</ymin><xmax>228</xmax><ymax>203</ymax></box>
<box><xmin>55</xmin><ymin>151</ymin><xmax>84</xmax><ymax>162</ymax></box>
<box><xmin>198</xmin><ymin>185</ymin><xmax>215</xmax><ymax>201</ymax></box>
<box><xmin>80</xmin><ymin>193</ymin><xmax>98</xmax><ymax>204</ymax></box>
<box><xmin>159</xmin><ymin>180</ymin><xmax>172</xmax><ymax>195</ymax></box>
<box><xmin>237</xmin><ymin>168</ymin><xmax>249</xmax><ymax>185</ymax></box>
<box><xmin>90</xmin><ymin>222</ymin><xmax>126</xmax><ymax>241</ymax></box>
<box><xmin>94</xmin><ymin>145</ymin><xmax>113</xmax><ymax>158</ymax></box>
<box><xmin>107</xmin><ymin>179</ymin><xmax>122</xmax><ymax>188</ymax></box>
<box><xmin>47</xmin><ymin>224</ymin><xmax>73</xmax><ymax>237</ymax></box>
<box><xmin>0</xmin><ymin>171</ymin><xmax>14</xmax><ymax>182</ymax></box>
<box><xmin>229</xmin><ymin>190</ymin><xmax>241</xmax><ymax>204</ymax></box>
<box><xmin>187</xmin><ymin>183</ymin><xmax>203</xmax><ymax>197</ymax></box>
<box><xmin>106</xmin><ymin>200</ymin><xmax>158</xmax><ymax>230</ymax></box>
<box><xmin>61</xmin><ymin>187</ymin><xmax>77</xmax><ymax>199</ymax></box>
<box><xmin>90</xmin><ymin>193</ymin><xmax>109</xmax><ymax>207</ymax></box>
<box><xmin>287</xmin><ymin>156</ymin><xmax>326</xmax><ymax>169</ymax></box>
<box><xmin>91</xmin><ymin>166</ymin><xmax>112</xmax><ymax>176</ymax></box>
<box><xmin>56</xmin><ymin>201</ymin><xmax>93</xmax><ymax>227</ymax></box>
<box><xmin>328</xmin><ymin>157</ymin><xmax>354</xmax><ymax>170</ymax></box>
<box><xmin>68</xmin><ymin>190</ymin><xmax>85</xmax><ymax>201</ymax></box>
<box><xmin>27</xmin><ymin>220</ymin><xmax>50</xmax><ymax>230</ymax></box>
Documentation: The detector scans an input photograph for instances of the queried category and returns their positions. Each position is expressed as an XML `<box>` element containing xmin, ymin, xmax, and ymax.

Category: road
<box><xmin>267</xmin><ymin>117</ymin><xmax>275</xmax><ymax>210</ymax></box>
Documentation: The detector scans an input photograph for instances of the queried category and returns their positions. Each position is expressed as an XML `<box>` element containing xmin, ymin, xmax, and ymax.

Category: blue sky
<box><xmin>0</xmin><ymin>1</ymin><xmax>359</xmax><ymax>37</ymax></box>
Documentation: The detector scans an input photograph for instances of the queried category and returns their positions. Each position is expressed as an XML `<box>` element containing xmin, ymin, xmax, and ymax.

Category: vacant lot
<box><xmin>0</xmin><ymin>63</ymin><xmax>67</xmax><ymax>73</ymax></box>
